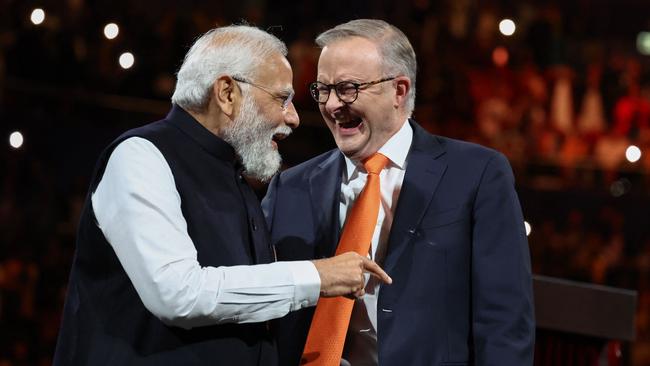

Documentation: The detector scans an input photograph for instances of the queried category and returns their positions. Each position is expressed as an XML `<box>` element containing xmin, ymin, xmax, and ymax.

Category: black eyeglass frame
<box><xmin>232</xmin><ymin>76</ymin><xmax>295</xmax><ymax>111</ymax></box>
<box><xmin>309</xmin><ymin>76</ymin><xmax>396</xmax><ymax>104</ymax></box>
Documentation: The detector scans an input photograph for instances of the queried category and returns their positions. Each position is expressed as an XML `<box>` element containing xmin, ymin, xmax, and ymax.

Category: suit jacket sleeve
<box><xmin>471</xmin><ymin>152</ymin><xmax>535</xmax><ymax>365</ymax></box>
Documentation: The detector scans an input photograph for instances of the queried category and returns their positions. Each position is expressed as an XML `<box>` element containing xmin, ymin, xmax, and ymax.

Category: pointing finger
<box><xmin>361</xmin><ymin>257</ymin><xmax>392</xmax><ymax>284</ymax></box>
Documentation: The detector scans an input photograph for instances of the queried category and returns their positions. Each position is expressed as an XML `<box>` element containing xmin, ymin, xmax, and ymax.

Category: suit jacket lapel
<box><xmin>383</xmin><ymin>120</ymin><xmax>447</xmax><ymax>273</ymax></box>
<box><xmin>309</xmin><ymin>151</ymin><xmax>343</xmax><ymax>258</ymax></box>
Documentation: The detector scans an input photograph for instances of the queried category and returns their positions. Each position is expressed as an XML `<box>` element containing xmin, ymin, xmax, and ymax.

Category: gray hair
<box><xmin>316</xmin><ymin>19</ymin><xmax>417</xmax><ymax>115</ymax></box>
<box><xmin>171</xmin><ymin>25</ymin><xmax>288</xmax><ymax>113</ymax></box>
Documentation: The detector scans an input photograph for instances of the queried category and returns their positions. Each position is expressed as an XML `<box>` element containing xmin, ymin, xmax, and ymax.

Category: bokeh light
<box><xmin>492</xmin><ymin>46</ymin><xmax>509</xmax><ymax>67</ymax></box>
<box><xmin>626</xmin><ymin>145</ymin><xmax>641</xmax><ymax>163</ymax></box>
<box><xmin>636</xmin><ymin>32</ymin><xmax>650</xmax><ymax>55</ymax></box>
<box><xmin>524</xmin><ymin>221</ymin><xmax>531</xmax><ymax>236</ymax></box>
<box><xmin>499</xmin><ymin>19</ymin><xmax>516</xmax><ymax>36</ymax></box>
<box><xmin>119</xmin><ymin>52</ymin><xmax>135</xmax><ymax>69</ymax></box>
<box><xmin>104</xmin><ymin>23</ymin><xmax>119</xmax><ymax>40</ymax></box>
<box><xmin>610</xmin><ymin>178</ymin><xmax>631</xmax><ymax>197</ymax></box>
<box><xmin>9</xmin><ymin>131</ymin><xmax>24</xmax><ymax>149</ymax></box>
<box><xmin>30</xmin><ymin>8</ymin><xmax>45</xmax><ymax>25</ymax></box>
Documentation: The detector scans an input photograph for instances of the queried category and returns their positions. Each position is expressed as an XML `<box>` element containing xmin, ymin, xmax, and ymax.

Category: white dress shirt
<box><xmin>340</xmin><ymin>120</ymin><xmax>413</xmax><ymax>365</ymax></box>
<box><xmin>92</xmin><ymin>136</ymin><xmax>321</xmax><ymax>329</ymax></box>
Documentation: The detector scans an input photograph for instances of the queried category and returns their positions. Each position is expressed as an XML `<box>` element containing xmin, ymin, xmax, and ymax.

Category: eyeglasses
<box><xmin>309</xmin><ymin>77</ymin><xmax>396</xmax><ymax>104</ymax></box>
<box><xmin>232</xmin><ymin>77</ymin><xmax>295</xmax><ymax>111</ymax></box>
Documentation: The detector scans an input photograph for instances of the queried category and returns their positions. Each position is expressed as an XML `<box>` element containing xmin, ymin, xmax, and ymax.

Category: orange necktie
<box><xmin>301</xmin><ymin>152</ymin><xmax>389</xmax><ymax>366</ymax></box>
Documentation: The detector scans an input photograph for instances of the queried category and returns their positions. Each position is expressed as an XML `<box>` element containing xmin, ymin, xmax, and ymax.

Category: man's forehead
<box><xmin>255</xmin><ymin>54</ymin><xmax>294</xmax><ymax>89</ymax></box>
<box><xmin>317</xmin><ymin>38</ymin><xmax>382</xmax><ymax>81</ymax></box>
<box><xmin>321</xmin><ymin>36</ymin><xmax>379</xmax><ymax>56</ymax></box>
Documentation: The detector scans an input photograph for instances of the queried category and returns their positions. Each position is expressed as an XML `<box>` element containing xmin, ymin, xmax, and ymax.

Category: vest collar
<box><xmin>166</xmin><ymin>104</ymin><xmax>238</xmax><ymax>164</ymax></box>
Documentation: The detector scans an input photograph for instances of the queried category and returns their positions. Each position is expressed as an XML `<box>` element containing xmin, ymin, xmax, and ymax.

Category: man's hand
<box><xmin>311</xmin><ymin>252</ymin><xmax>392</xmax><ymax>298</ymax></box>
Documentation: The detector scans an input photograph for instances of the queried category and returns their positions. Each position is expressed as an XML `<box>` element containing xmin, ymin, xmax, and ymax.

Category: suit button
<box><xmin>251</xmin><ymin>218</ymin><xmax>257</xmax><ymax>231</ymax></box>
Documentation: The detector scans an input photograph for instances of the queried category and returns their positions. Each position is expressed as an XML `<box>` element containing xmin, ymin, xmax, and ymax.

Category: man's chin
<box><xmin>245</xmin><ymin>168</ymin><xmax>279</xmax><ymax>183</ymax></box>
<box><xmin>241</xmin><ymin>150</ymin><xmax>282</xmax><ymax>182</ymax></box>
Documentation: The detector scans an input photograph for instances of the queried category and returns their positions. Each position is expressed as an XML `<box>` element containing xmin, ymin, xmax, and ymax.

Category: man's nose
<box><xmin>284</xmin><ymin>102</ymin><xmax>299</xmax><ymax>129</ymax></box>
<box><xmin>324</xmin><ymin>90</ymin><xmax>345</xmax><ymax>115</ymax></box>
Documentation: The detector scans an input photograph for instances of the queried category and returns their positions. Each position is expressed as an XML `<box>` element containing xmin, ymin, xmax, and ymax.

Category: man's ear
<box><xmin>213</xmin><ymin>75</ymin><xmax>238</xmax><ymax>116</ymax></box>
<box><xmin>393</xmin><ymin>76</ymin><xmax>411</xmax><ymax>109</ymax></box>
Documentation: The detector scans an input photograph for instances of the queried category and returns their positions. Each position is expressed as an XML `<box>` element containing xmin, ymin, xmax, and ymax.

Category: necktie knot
<box><xmin>363</xmin><ymin>153</ymin><xmax>389</xmax><ymax>175</ymax></box>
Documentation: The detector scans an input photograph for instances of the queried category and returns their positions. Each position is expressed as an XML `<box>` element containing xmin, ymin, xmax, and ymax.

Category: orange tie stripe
<box><xmin>301</xmin><ymin>152</ymin><xmax>389</xmax><ymax>366</ymax></box>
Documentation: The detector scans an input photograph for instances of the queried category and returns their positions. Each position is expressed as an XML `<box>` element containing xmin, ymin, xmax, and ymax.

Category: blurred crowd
<box><xmin>1</xmin><ymin>0</ymin><xmax>650</xmax><ymax>364</ymax></box>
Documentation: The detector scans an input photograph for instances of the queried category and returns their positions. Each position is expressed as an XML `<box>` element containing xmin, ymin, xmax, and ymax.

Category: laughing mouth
<box><xmin>272</xmin><ymin>132</ymin><xmax>288</xmax><ymax>144</ymax></box>
<box><xmin>338</xmin><ymin>117</ymin><xmax>363</xmax><ymax>129</ymax></box>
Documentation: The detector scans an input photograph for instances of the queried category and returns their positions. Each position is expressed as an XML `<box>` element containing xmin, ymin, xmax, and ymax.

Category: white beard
<box><xmin>221</xmin><ymin>92</ymin><xmax>290</xmax><ymax>182</ymax></box>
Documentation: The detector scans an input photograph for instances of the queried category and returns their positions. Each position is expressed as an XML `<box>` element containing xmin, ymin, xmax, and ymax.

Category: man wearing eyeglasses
<box><xmin>54</xmin><ymin>25</ymin><xmax>391</xmax><ymax>366</ymax></box>
<box><xmin>263</xmin><ymin>19</ymin><xmax>535</xmax><ymax>365</ymax></box>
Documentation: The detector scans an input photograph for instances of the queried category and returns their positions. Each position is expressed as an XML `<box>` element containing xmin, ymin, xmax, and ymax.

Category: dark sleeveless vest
<box><xmin>54</xmin><ymin>105</ymin><xmax>277</xmax><ymax>365</ymax></box>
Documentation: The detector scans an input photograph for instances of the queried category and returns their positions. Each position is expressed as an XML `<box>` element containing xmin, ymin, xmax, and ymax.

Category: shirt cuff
<box><xmin>284</xmin><ymin>260</ymin><xmax>321</xmax><ymax>310</ymax></box>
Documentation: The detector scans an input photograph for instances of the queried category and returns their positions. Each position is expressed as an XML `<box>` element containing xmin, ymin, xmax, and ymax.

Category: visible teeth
<box><xmin>338</xmin><ymin>118</ymin><xmax>362</xmax><ymax>128</ymax></box>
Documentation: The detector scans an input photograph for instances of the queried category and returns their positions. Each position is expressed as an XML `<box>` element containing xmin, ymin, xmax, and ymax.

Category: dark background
<box><xmin>1</xmin><ymin>0</ymin><xmax>650</xmax><ymax>364</ymax></box>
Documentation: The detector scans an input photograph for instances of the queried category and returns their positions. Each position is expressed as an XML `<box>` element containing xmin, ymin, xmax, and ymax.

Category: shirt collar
<box><xmin>343</xmin><ymin>119</ymin><xmax>413</xmax><ymax>182</ymax></box>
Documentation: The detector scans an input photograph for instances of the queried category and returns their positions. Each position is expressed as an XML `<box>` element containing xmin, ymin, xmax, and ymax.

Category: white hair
<box><xmin>316</xmin><ymin>19</ymin><xmax>417</xmax><ymax>115</ymax></box>
<box><xmin>221</xmin><ymin>88</ymin><xmax>291</xmax><ymax>182</ymax></box>
<box><xmin>171</xmin><ymin>25</ymin><xmax>288</xmax><ymax>113</ymax></box>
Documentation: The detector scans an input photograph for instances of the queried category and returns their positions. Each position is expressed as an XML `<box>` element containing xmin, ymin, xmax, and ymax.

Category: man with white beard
<box><xmin>54</xmin><ymin>25</ymin><xmax>391</xmax><ymax>366</ymax></box>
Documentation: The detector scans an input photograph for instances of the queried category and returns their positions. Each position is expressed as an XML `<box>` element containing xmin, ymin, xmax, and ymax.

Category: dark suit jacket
<box><xmin>262</xmin><ymin>120</ymin><xmax>535</xmax><ymax>365</ymax></box>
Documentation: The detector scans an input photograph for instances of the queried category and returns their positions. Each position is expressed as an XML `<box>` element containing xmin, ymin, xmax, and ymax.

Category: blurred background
<box><xmin>1</xmin><ymin>0</ymin><xmax>650</xmax><ymax>365</ymax></box>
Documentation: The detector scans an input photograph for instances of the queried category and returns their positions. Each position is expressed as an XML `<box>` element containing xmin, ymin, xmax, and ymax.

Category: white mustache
<box><xmin>272</xmin><ymin>125</ymin><xmax>292</xmax><ymax>137</ymax></box>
